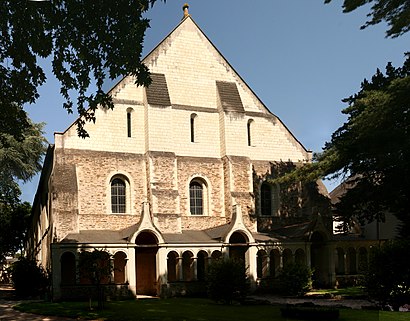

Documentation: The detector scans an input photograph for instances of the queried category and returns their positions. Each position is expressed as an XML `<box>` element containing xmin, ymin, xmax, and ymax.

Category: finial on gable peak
<box><xmin>182</xmin><ymin>3</ymin><xmax>190</xmax><ymax>19</ymax></box>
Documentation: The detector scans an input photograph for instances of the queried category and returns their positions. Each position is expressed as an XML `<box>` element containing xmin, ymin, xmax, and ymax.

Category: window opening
<box><xmin>190</xmin><ymin>181</ymin><xmax>203</xmax><ymax>215</ymax></box>
<box><xmin>111</xmin><ymin>178</ymin><xmax>126</xmax><ymax>213</ymax></box>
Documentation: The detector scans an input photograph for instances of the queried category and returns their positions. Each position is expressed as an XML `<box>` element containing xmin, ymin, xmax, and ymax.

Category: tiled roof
<box><xmin>62</xmin><ymin>230</ymin><xmax>127</xmax><ymax>244</ymax></box>
<box><xmin>146</xmin><ymin>73</ymin><xmax>171</xmax><ymax>106</ymax></box>
<box><xmin>216</xmin><ymin>81</ymin><xmax>244</xmax><ymax>113</ymax></box>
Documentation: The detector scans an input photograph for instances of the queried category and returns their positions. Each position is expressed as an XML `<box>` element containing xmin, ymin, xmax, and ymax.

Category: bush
<box><xmin>277</xmin><ymin>263</ymin><xmax>313</xmax><ymax>296</ymax></box>
<box><xmin>206</xmin><ymin>258</ymin><xmax>249</xmax><ymax>304</ymax></box>
<box><xmin>365</xmin><ymin>240</ymin><xmax>410</xmax><ymax>309</ymax></box>
<box><xmin>10</xmin><ymin>257</ymin><xmax>49</xmax><ymax>298</ymax></box>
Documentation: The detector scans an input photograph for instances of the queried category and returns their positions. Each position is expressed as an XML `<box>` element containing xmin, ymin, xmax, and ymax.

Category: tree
<box><xmin>365</xmin><ymin>240</ymin><xmax>410</xmax><ymax>309</ymax></box>
<box><xmin>324</xmin><ymin>0</ymin><xmax>410</xmax><ymax>38</ymax></box>
<box><xmin>277</xmin><ymin>54</ymin><xmax>410</xmax><ymax>237</ymax></box>
<box><xmin>1</xmin><ymin>0</ymin><xmax>160</xmax><ymax>138</ymax></box>
<box><xmin>206</xmin><ymin>258</ymin><xmax>249</xmax><ymax>304</ymax></box>
<box><xmin>10</xmin><ymin>257</ymin><xmax>49</xmax><ymax>298</ymax></box>
<box><xmin>0</xmin><ymin>106</ymin><xmax>46</xmax><ymax>262</ymax></box>
<box><xmin>277</xmin><ymin>263</ymin><xmax>313</xmax><ymax>296</ymax></box>
<box><xmin>78</xmin><ymin>249</ymin><xmax>112</xmax><ymax>310</ymax></box>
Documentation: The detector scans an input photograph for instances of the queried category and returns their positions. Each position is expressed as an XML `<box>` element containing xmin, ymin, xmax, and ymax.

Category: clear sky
<box><xmin>21</xmin><ymin>1</ymin><xmax>410</xmax><ymax>202</ymax></box>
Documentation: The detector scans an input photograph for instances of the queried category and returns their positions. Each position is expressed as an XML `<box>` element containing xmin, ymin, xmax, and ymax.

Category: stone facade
<box><xmin>27</xmin><ymin>13</ymin><xmax>373</xmax><ymax>300</ymax></box>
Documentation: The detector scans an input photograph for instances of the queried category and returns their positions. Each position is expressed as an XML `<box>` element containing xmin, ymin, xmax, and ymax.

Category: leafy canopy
<box><xmin>278</xmin><ymin>54</ymin><xmax>410</xmax><ymax>236</ymax></box>
<box><xmin>0</xmin><ymin>104</ymin><xmax>46</xmax><ymax>261</ymax></box>
<box><xmin>1</xmin><ymin>0</ymin><xmax>159</xmax><ymax>138</ymax></box>
<box><xmin>324</xmin><ymin>0</ymin><xmax>410</xmax><ymax>38</ymax></box>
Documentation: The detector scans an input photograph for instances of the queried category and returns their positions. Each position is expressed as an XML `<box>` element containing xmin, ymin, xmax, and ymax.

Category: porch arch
<box><xmin>135</xmin><ymin>231</ymin><xmax>158</xmax><ymax>295</ymax></box>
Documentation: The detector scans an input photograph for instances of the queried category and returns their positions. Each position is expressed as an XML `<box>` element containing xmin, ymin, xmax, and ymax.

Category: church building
<box><xmin>28</xmin><ymin>5</ymin><xmax>343</xmax><ymax>300</ymax></box>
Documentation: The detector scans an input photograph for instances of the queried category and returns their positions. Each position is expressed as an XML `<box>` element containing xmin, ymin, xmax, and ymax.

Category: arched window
<box><xmin>127</xmin><ymin>112</ymin><xmax>132</xmax><ymax>137</ymax></box>
<box><xmin>295</xmin><ymin>249</ymin><xmax>306</xmax><ymax>265</ymax></box>
<box><xmin>111</xmin><ymin>178</ymin><xmax>126</xmax><ymax>213</ymax></box>
<box><xmin>61</xmin><ymin>252</ymin><xmax>76</xmax><ymax>285</ymax></box>
<box><xmin>197</xmin><ymin>250</ymin><xmax>208</xmax><ymax>281</ymax></box>
<box><xmin>347</xmin><ymin>247</ymin><xmax>357</xmax><ymax>274</ymax></box>
<box><xmin>257</xmin><ymin>250</ymin><xmax>268</xmax><ymax>278</ymax></box>
<box><xmin>282</xmin><ymin>248</ymin><xmax>293</xmax><ymax>267</ymax></box>
<box><xmin>247</xmin><ymin>119</ymin><xmax>254</xmax><ymax>146</ymax></box>
<box><xmin>270</xmin><ymin>249</ymin><xmax>280</xmax><ymax>277</ymax></box>
<box><xmin>211</xmin><ymin>250</ymin><xmax>222</xmax><ymax>261</ymax></box>
<box><xmin>182</xmin><ymin>251</ymin><xmax>194</xmax><ymax>281</ymax></box>
<box><xmin>260</xmin><ymin>182</ymin><xmax>280</xmax><ymax>216</ymax></box>
<box><xmin>167</xmin><ymin>251</ymin><xmax>178</xmax><ymax>282</ymax></box>
<box><xmin>114</xmin><ymin>251</ymin><xmax>127</xmax><ymax>284</ymax></box>
<box><xmin>189</xmin><ymin>178</ymin><xmax>208</xmax><ymax>215</ymax></box>
<box><xmin>190</xmin><ymin>113</ymin><xmax>197</xmax><ymax>143</ymax></box>
<box><xmin>358</xmin><ymin>247</ymin><xmax>368</xmax><ymax>273</ymax></box>
<box><xmin>261</xmin><ymin>183</ymin><xmax>272</xmax><ymax>216</ymax></box>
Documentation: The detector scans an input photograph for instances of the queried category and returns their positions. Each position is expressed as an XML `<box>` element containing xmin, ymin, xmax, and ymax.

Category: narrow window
<box><xmin>127</xmin><ymin>112</ymin><xmax>132</xmax><ymax>137</ymax></box>
<box><xmin>190</xmin><ymin>181</ymin><xmax>203</xmax><ymax>215</ymax></box>
<box><xmin>261</xmin><ymin>183</ymin><xmax>272</xmax><ymax>216</ymax></box>
<box><xmin>247</xmin><ymin>119</ymin><xmax>253</xmax><ymax>146</ymax></box>
<box><xmin>111</xmin><ymin>178</ymin><xmax>126</xmax><ymax>213</ymax></box>
<box><xmin>190</xmin><ymin>114</ymin><xmax>197</xmax><ymax>142</ymax></box>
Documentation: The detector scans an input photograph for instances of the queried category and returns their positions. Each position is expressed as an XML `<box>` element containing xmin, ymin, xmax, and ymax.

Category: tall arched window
<box><xmin>261</xmin><ymin>183</ymin><xmax>272</xmax><ymax>216</ymax></box>
<box><xmin>190</xmin><ymin>179</ymin><xmax>207</xmax><ymax>215</ymax></box>
<box><xmin>111</xmin><ymin>178</ymin><xmax>126</xmax><ymax>213</ymax></box>
<box><xmin>126</xmin><ymin>108</ymin><xmax>133</xmax><ymax>138</ymax></box>
<box><xmin>247</xmin><ymin>119</ymin><xmax>254</xmax><ymax>146</ymax></box>
<box><xmin>190</xmin><ymin>114</ymin><xmax>197</xmax><ymax>143</ymax></box>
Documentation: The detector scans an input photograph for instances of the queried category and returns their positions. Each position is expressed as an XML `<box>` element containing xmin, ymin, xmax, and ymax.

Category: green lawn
<box><xmin>15</xmin><ymin>297</ymin><xmax>409</xmax><ymax>321</ymax></box>
<box><xmin>307</xmin><ymin>286</ymin><xmax>367</xmax><ymax>297</ymax></box>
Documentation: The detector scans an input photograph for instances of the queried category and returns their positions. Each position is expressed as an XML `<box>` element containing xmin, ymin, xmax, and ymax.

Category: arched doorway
<box><xmin>135</xmin><ymin>231</ymin><xmax>158</xmax><ymax>295</ymax></box>
<box><xmin>310</xmin><ymin>231</ymin><xmax>329</xmax><ymax>288</ymax></box>
<box><xmin>229</xmin><ymin>232</ymin><xmax>248</xmax><ymax>262</ymax></box>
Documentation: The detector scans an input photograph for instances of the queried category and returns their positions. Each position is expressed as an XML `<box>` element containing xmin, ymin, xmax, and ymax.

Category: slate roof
<box><xmin>216</xmin><ymin>81</ymin><xmax>244</xmax><ymax>113</ymax></box>
<box><xmin>63</xmin><ymin>230</ymin><xmax>128</xmax><ymax>244</ymax></box>
<box><xmin>145</xmin><ymin>73</ymin><xmax>171</xmax><ymax>106</ymax></box>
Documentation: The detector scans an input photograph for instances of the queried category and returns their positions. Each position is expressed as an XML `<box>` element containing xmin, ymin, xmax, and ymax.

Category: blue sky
<box><xmin>21</xmin><ymin>1</ymin><xmax>410</xmax><ymax>202</ymax></box>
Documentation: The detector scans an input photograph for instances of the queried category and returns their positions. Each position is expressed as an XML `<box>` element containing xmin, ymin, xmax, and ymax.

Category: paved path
<box><xmin>250</xmin><ymin>294</ymin><xmax>376</xmax><ymax>309</ymax></box>
<box><xmin>0</xmin><ymin>299</ymin><xmax>78</xmax><ymax>321</ymax></box>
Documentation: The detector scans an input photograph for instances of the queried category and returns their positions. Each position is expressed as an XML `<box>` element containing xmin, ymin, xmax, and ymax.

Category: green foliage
<box><xmin>365</xmin><ymin>240</ymin><xmax>410</xmax><ymax>309</ymax></box>
<box><xmin>78</xmin><ymin>249</ymin><xmax>112</xmax><ymax>285</ymax></box>
<box><xmin>277</xmin><ymin>54</ymin><xmax>410</xmax><ymax>236</ymax></box>
<box><xmin>0</xmin><ymin>202</ymin><xmax>31</xmax><ymax>262</ymax></box>
<box><xmin>0</xmin><ymin>106</ymin><xmax>46</xmax><ymax>261</ymax></box>
<box><xmin>1</xmin><ymin>0</ymin><xmax>160</xmax><ymax>138</ymax></box>
<box><xmin>324</xmin><ymin>0</ymin><xmax>410</xmax><ymax>38</ymax></box>
<box><xmin>78</xmin><ymin>249</ymin><xmax>112</xmax><ymax>310</ymax></box>
<box><xmin>277</xmin><ymin>263</ymin><xmax>313</xmax><ymax>296</ymax></box>
<box><xmin>206</xmin><ymin>258</ymin><xmax>249</xmax><ymax>304</ymax></box>
<box><xmin>10</xmin><ymin>257</ymin><xmax>49</xmax><ymax>298</ymax></box>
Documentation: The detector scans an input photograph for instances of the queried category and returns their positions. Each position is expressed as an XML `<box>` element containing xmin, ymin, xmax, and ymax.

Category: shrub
<box><xmin>365</xmin><ymin>240</ymin><xmax>410</xmax><ymax>309</ymax></box>
<box><xmin>277</xmin><ymin>263</ymin><xmax>313</xmax><ymax>296</ymax></box>
<box><xmin>10</xmin><ymin>257</ymin><xmax>49</xmax><ymax>298</ymax></box>
<box><xmin>206</xmin><ymin>258</ymin><xmax>249</xmax><ymax>304</ymax></box>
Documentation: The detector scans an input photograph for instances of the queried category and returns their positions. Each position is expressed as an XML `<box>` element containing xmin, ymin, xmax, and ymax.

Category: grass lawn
<box><xmin>15</xmin><ymin>297</ymin><xmax>408</xmax><ymax>321</ymax></box>
<box><xmin>307</xmin><ymin>287</ymin><xmax>367</xmax><ymax>297</ymax></box>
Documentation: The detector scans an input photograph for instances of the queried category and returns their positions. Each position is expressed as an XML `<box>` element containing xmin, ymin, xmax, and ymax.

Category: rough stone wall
<box><xmin>177</xmin><ymin>156</ymin><xmax>226</xmax><ymax>230</ymax></box>
<box><xmin>52</xmin><ymin>149</ymin><xmax>147</xmax><ymax>239</ymax></box>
